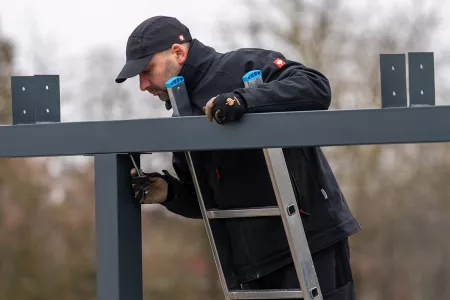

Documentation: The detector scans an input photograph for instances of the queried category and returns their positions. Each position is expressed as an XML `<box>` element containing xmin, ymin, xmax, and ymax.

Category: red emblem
<box><xmin>178</xmin><ymin>34</ymin><xmax>185</xmax><ymax>41</ymax></box>
<box><xmin>273</xmin><ymin>58</ymin><xmax>286</xmax><ymax>68</ymax></box>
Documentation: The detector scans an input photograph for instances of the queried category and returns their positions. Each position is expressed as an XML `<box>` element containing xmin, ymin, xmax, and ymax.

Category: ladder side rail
<box><xmin>167</xmin><ymin>77</ymin><xmax>232</xmax><ymax>299</ymax></box>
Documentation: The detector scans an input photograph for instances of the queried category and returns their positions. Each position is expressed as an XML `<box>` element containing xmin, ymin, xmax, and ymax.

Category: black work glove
<box><xmin>130</xmin><ymin>169</ymin><xmax>170</xmax><ymax>204</ymax></box>
<box><xmin>204</xmin><ymin>92</ymin><xmax>247</xmax><ymax>124</ymax></box>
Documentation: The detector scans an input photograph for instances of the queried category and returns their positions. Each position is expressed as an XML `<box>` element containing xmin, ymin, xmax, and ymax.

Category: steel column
<box><xmin>94</xmin><ymin>154</ymin><xmax>143</xmax><ymax>300</ymax></box>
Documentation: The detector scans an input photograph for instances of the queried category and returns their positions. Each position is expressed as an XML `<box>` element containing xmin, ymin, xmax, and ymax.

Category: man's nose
<box><xmin>139</xmin><ymin>75</ymin><xmax>150</xmax><ymax>91</ymax></box>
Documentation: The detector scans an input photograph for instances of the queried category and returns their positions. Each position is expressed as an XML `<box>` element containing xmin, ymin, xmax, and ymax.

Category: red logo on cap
<box><xmin>178</xmin><ymin>34</ymin><xmax>185</xmax><ymax>41</ymax></box>
<box><xmin>273</xmin><ymin>58</ymin><xmax>286</xmax><ymax>68</ymax></box>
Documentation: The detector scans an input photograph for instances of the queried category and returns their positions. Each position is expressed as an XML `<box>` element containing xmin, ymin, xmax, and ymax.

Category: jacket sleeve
<box><xmin>234</xmin><ymin>51</ymin><xmax>332</xmax><ymax>113</ymax></box>
<box><xmin>160</xmin><ymin>152</ymin><xmax>202</xmax><ymax>219</ymax></box>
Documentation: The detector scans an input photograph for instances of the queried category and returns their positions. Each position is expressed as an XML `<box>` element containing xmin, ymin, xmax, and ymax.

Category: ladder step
<box><xmin>206</xmin><ymin>207</ymin><xmax>280</xmax><ymax>219</ymax></box>
<box><xmin>228</xmin><ymin>289</ymin><xmax>303</xmax><ymax>299</ymax></box>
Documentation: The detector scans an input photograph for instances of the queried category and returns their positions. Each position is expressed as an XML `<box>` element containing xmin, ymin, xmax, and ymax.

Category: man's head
<box><xmin>137</xmin><ymin>42</ymin><xmax>190</xmax><ymax>101</ymax></box>
<box><xmin>115</xmin><ymin>16</ymin><xmax>192</xmax><ymax>101</ymax></box>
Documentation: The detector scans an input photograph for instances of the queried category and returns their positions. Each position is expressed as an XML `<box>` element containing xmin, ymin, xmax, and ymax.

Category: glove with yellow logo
<box><xmin>204</xmin><ymin>93</ymin><xmax>247</xmax><ymax>124</ymax></box>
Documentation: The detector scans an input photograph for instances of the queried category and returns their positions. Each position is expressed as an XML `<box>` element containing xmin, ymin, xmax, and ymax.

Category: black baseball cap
<box><xmin>115</xmin><ymin>16</ymin><xmax>192</xmax><ymax>83</ymax></box>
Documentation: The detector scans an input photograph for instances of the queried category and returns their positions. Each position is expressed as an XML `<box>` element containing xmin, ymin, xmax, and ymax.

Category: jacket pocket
<box><xmin>299</xmin><ymin>151</ymin><xmax>329</xmax><ymax>202</ymax></box>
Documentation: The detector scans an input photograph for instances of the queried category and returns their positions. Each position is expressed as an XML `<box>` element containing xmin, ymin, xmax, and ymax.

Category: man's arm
<box><xmin>235</xmin><ymin>51</ymin><xmax>331</xmax><ymax>113</ymax></box>
<box><xmin>160</xmin><ymin>152</ymin><xmax>203</xmax><ymax>219</ymax></box>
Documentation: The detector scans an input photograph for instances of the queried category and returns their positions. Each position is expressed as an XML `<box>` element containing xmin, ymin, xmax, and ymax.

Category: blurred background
<box><xmin>1</xmin><ymin>0</ymin><xmax>450</xmax><ymax>299</ymax></box>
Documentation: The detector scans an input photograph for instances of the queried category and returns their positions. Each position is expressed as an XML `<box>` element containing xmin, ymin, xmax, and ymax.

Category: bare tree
<box><xmin>0</xmin><ymin>31</ymin><xmax>13</xmax><ymax>124</ymax></box>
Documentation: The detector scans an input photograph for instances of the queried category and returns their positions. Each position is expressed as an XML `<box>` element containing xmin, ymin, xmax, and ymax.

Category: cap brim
<box><xmin>115</xmin><ymin>55</ymin><xmax>153</xmax><ymax>83</ymax></box>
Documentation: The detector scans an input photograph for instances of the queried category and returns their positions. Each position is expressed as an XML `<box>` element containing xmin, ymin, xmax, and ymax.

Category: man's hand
<box><xmin>130</xmin><ymin>168</ymin><xmax>169</xmax><ymax>204</ymax></box>
<box><xmin>204</xmin><ymin>92</ymin><xmax>247</xmax><ymax>124</ymax></box>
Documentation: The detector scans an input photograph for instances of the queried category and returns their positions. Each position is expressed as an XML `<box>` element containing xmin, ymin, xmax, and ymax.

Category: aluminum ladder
<box><xmin>165</xmin><ymin>70</ymin><xmax>322</xmax><ymax>300</ymax></box>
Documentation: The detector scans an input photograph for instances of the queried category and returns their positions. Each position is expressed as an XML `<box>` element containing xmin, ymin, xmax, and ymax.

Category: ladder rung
<box><xmin>228</xmin><ymin>289</ymin><xmax>303</xmax><ymax>299</ymax></box>
<box><xmin>206</xmin><ymin>207</ymin><xmax>280</xmax><ymax>219</ymax></box>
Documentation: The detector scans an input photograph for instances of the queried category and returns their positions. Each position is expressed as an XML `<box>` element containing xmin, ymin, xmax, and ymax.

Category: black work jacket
<box><xmin>161</xmin><ymin>39</ymin><xmax>361</xmax><ymax>285</ymax></box>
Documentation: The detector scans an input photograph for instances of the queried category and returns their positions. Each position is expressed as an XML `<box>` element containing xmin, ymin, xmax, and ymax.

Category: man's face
<box><xmin>138</xmin><ymin>44</ymin><xmax>186</xmax><ymax>102</ymax></box>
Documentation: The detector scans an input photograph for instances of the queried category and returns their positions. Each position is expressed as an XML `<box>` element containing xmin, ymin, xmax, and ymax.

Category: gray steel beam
<box><xmin>1</xmin><ymin>105</ymin><xmax>450</xmax><ymax>158</ymax></box>
<box><xmin>94</xmin><ymin>154</ymin><xmax>143</xmax><ymax>300</ymax></box>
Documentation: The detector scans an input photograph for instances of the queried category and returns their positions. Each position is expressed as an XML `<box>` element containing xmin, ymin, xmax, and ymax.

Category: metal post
<box><xmin>94</xmin><ymin>153</ymin><xmax>143</xmax><ymax>300</ymax></box>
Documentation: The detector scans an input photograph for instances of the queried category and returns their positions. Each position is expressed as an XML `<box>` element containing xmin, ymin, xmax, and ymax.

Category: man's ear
<box><xmin>171</xmin><ymin>43</ymin><xmax>187</xmax><ymax>64</ymax></box>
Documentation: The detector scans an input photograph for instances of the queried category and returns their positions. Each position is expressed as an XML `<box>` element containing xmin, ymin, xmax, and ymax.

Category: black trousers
<box><xmin>240</xmin><ymin>238</ymin><xmax>356</xmax><ymax>300</ymax></box>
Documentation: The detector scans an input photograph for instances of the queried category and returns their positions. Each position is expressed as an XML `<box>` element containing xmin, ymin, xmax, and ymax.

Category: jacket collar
<box><xmin>178</xmin><ymin>39</ymin><xmax>220</xmax><ymax>93</ymax></box>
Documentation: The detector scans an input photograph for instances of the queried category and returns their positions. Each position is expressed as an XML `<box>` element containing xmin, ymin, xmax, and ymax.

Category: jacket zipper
<box><xmin>288</xmin><ymin>169</ymin><xmax>310</xmax><ymax>216</ymax></box>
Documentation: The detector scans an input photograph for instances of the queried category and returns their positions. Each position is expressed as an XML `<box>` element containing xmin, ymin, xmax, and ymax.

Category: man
<box><xmin>115</xmin><ymin>16</ymin><xmax>361</xmax><ymax>299</ymax></box>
